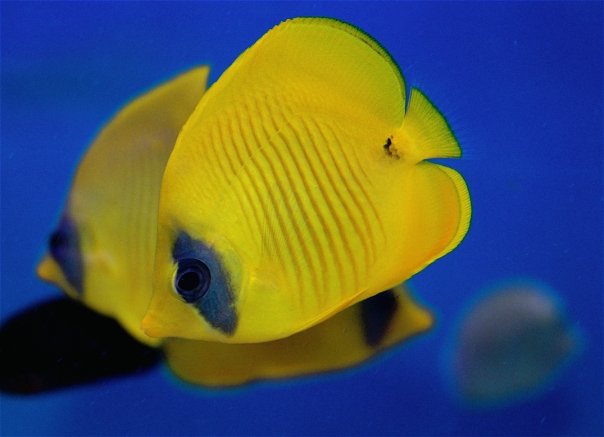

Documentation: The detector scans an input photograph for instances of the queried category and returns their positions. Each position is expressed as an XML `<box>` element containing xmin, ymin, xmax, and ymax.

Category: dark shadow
<box><xmin>0</xmin><ymin>297</ymin><xmax>162</xmax><ymax>394</ymax></box>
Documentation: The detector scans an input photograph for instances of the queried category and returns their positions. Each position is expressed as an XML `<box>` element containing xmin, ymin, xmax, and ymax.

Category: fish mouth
<box><xmin>36</xmin><ymin>254</ymin><xmax>80</xmax><ymax>299</ymax></box>
<box><xmin>141</xmin><ymin>311</ymin><xmax>170</xmax><ymax>338</ymax></box>
<box><xmin>141</xmin><ymin>308</ymin><xmax>189</xmax><ymax>339</ymax></box>
<box><xmin>140</xmin><ymin>293</ymin><xmax>220</xmax><ymax>341</ymax></box>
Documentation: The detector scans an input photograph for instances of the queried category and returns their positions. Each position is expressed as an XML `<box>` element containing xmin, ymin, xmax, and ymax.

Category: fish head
<box><xmin>143</xmin><ymin>209</ymin><xmax>300</xmax><ymax>343</ymax></box>
<box><xmin>37</xmin><ymin>214</ymin><xmax>83</xmax><ymax>299</ymax></box>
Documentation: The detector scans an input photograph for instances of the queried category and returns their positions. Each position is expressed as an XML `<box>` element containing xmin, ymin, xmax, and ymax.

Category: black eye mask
<box><xmin>49</xmin><ymin>215</ymin><xmax>83</xmax><ymax>295</ymax></box>
<box><xmin>172</xmin><ymin>232</ymin><xmax>237</xmax><ymax>335</ymax></box>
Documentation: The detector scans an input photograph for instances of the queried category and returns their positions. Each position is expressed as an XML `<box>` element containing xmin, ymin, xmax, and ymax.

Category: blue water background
<box><xmin>1</xmin><ymin>1</ymin><xmax>602</xmax><ymax>436</ymax></box>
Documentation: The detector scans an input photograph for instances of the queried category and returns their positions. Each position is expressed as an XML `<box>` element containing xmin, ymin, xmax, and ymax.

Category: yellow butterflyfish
<box><xmin>143</xmin><ymin>17</ymin><xmax>471</xmax><ymax>343</ymax></box>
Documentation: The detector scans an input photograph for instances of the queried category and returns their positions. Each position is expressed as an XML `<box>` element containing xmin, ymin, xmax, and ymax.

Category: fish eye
<box><xmin>174</xmin><ymin>259</ymin><xmax>211</xmax><ymax>303</ymax></box>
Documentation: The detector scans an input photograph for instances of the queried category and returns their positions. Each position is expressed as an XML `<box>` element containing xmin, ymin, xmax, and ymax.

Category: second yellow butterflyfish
<box><xmin>37</xmin><ymin>66</ymin><xmax>210</xmax><ymax>345</ymax></box>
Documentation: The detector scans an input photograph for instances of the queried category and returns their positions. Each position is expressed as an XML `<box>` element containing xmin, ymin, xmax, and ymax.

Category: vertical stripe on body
<box><xmin>187</xmin><ymin>90</ymin><xmax>387</xmax><ymax>315</ymax></box>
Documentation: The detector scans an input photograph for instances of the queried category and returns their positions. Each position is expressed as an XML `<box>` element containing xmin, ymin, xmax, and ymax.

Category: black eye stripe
<box><xmin>48</xmin><ymin>215</ymin><xmax>83</xmax><ymax>295</ymax></box>
<box><xmin>49</xmin><ymin>230</ymin><xmax>67</xmax><ymax>249</ymax></box>
<box><xmin>172</xmin><ymin>232</ymin><xmax>237</xmax><ymax>335</ymax></box>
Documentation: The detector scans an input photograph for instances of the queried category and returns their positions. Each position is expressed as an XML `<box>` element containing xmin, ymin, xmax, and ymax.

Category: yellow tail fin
<box><xmin>392</xmin><ymin>87</ymin><xmax>461</xmax><ymax>163</ymax></box>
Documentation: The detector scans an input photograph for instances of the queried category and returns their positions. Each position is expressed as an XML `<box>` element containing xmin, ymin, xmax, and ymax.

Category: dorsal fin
<box><xmin>189</xmin><ymin>17</ymin><xmax>406</xmax><ymax>133</ymax></box>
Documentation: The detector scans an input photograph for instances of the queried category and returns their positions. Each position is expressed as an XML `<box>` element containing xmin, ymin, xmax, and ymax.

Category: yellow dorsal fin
<box><xmin>190</xmin><ymin>17</ymin><xmax>406</xmax><ymax>133</ymax></box>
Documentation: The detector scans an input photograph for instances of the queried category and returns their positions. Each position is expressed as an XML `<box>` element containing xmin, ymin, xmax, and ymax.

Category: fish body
<box><xmin>453</xmin><ymin>282</ymin><xmax>580</xmax><ymax>405</ymax></box>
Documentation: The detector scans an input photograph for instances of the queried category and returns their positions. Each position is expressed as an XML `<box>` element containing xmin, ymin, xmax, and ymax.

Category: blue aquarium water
<box><xmin>1</xmin><ymin>2</ymin><xmax>602</xmax><ymax>436</ymax></box>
